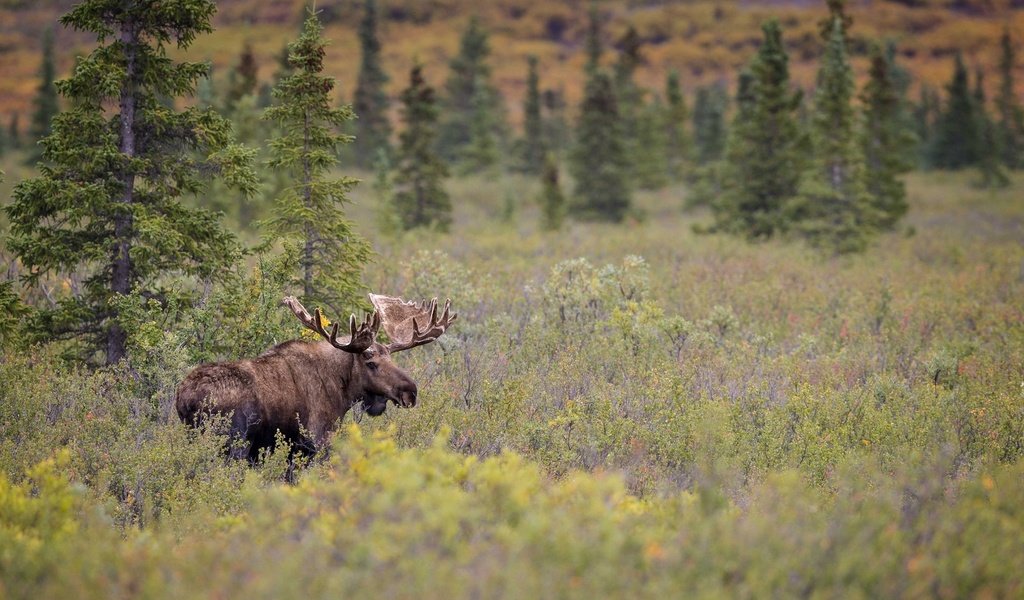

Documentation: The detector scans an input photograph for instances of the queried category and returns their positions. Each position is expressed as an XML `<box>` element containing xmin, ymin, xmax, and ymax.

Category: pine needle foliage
<box><xmin>520</xmin><ymin>55</ymin><xmax>546</xmax><ymax>175</ymax></box>
<box><xmin>788</xmin><ymin>18</ymin><xmax>875</xmax><ymax>255</ymax></box>
<box><xmin>394</xmin><ymin>63</ymin><xmax>452</xmax><ymax>231</ymax></box>
<box><xmin>972</xmin><ymin>71</ymin><xmax>1009</xmax><ymax>189</ymax></box>
<box><xmin>860</xmin><ymin>44</ymin><xmax>913</xmax><ymax>230</ymax></box>
<box><xmin>27</xmin><ymin>28</ymin><xmax>58</xmax><ymax>164</ymax></box>
<box><xmin>5</xmin><ymin>0</ymin><xmax>257</xmax><ymax>365</ymax></box>
<box><xmin>664</xmin><ymin>70</ymin><xmax>691</xmax><ymax>177</ymax></box>
<box><xmin>262</xmin><ymin>9</ymin><xmax>371</xmax><ymax>313</ymax></box>
<box><xmin>930</xmin><ymin>52</ymin><xmax>978</xmax><ymax>170</ymax></box>
<box><xmin>538</xmin><ymin>153</ymin><xmax>566</xmax><ymax>231</ymax></box>
<box><xmin>713</xmin><ymin>19</ymin><xmax>804</xmax><ymax>240</ymax></box>
<box><xmin>996</xmin><ymin>26</ymin><xmax>1023</xmax><ymax>170</ymax></box>
<box><xmin>352</xmin><ymin>0</ymin><xmax>391</xmax><ymax>169</ymax></box>
<box><xmin>692</xmin><ymin>84</ymin><xmax>727</xmax><ymax>165</ymax></box>
<box><xmin>569</xmin><ymin>69</ymin><xmax>631</xmax><ymax>222</ymax></box>
<box><xmin>438</xmin><ymin>16</ymin><xmax>503</xmax><ymax>166</ymax></box>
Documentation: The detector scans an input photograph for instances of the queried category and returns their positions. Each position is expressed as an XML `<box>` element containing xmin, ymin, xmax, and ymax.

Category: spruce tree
<box><xmin>633</xmin><ymin>98</ymin><xmax>669</xmax><ymax>189</ymax></box>
<box><xmin>930</xmin><ymin>52</ymin><xmax>978</xmax><ymax>169</ymax></box>
<box><xmin>394</xmin><ymin>64</ymin><xmax>451</xmax><ymax>231</ymax></box>
<box><xmin>788</xmin><ymin>18</ymin><xmax>874</xmax><ymax>254</ymax></box>
<box><xmin>6</xmin><ymin>114</ymin><xmax>19</xmax><ymax>150</ymax></box>
<box><xmin>262</xmin><ymin>10</ymin><xmax>371</xmax><ymax>312</ymax></box>
<box><xmin>27</xmin><ymin>27</ymin><xmax>59</xmax><ymax>164</ymax></box>
<box><xmin>860</xmin><ymin>44</ymin><xmax>913</xmax><ymax>230</ymax></box>
<box><xmin>542</xmin><ymin>87</ymin><xmax>570</xmax><ymax>155</ymax></box>
<box><xmin>225</xmin><ymin>42</ymin><xmax>259</xmax><ymax>112</ymax></box>
<box><xmin>538</xmin><ymin>153</ymin><xmax>566</xmax><ymax>231</ymax></box>
<box><xmin>973</xmin><ymin>70</ymin><xmax>1010</xmax><ymax>188</ymax></box>
<box><xmin>713</xmin><ymin>19</ymin><xmax>803</xmax><ymax>239</ymax></box>
<box><xmin>913</xmin><ymin>84</ymin><xmax>939</xmax><ymax>169</ymax></box>
<box><xmin>996</xmin><ymin>26</ymin><xmax>1023</xmax><ymax>170</ymax></box>
<box><xmin>585</xmin><ymin>1</ymin><xmax>602</xmax><ymax>72</ymax></box>
<box><xmin>570</xmin><ymin>69</ymin><xmax>631</xmax><ymax>222</ymax></box>
<box><xmin>352</xmin><ymin>0</ymin><xmax>392</xmax><ymax>169</ymax></box>
<box><xmin>664</xmin><ymin>70</ymin><xmax>691</xmax><ymax>176</ymax></box>
<box><xmin>692</xmin><ymin>84</ymin><xmax>727</xmax><ymax>165</ymax></box>
<box><xmin>614</xmin><ymin>25</ymin><xmax>644</xmax><ymax>170</ymax></box>
<box><xmin>520</xmin><ymin>55</ymin><xmax>546</xmax><ymax>174</ymax></box>
<box><xmin>460</xmin><ymin>77</ymin><xmax>500</xmax><ymax>173</ymax></box>
<box><xmin>438</xmin><ymin>16</ymin><xmax>504</xmax><ymax>165</ymax></box>
<box><xmin>6</xmin><ymin>0</ymin><xmax>257</xmax><ymax>364</ymax></box>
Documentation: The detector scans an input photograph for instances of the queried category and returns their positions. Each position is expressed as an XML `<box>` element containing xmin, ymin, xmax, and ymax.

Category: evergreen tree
<box><xmin>913</xmin><ymin>84</ymin><xmax>939</xmax><ymax>169</ymax></box>
<box><xmin>860</xmin><ymin>44</ymin><xmax>913</xmax><ymax>230</ymax></box>
<box><xmin>585</xmin><ymin>1</ymin><xmax>602</xmax><ymax>72</ymax></box>
<box><xmin>262</xmin><ymin>11</ymin><xmax>371</xmax><ymax>312</ymax></box>
<box><xmin>6</xmin><ymin>114</ymin><xmax>19</xmax><ymax>150</ymax></box>
<box><xmin>225</xmin><ymin>42</ymin><xmax>259</xmax><ymax>112</ymax></box>
<box><xmin>713</xmin><ymin>20</ymin><xmax>804</xmax><ymax>239</ymax></box>
<box><xmin>996</xmin><ymin>26</ymin><xmax>1023</xmax><ymax>170</ymax></box>
<box><xmin>460</xmin><ymin>77</ymin><xmax>500</xmax><ymax>173</ymax></box>
<box><xmin>197</xmin><ymin>63</ymin><xmax>218</xmax><ymax>109</ymax></box>
<box><xmin>633</xmin><ymin>97</ymin><xmax>669</xmax><ymax>189</ymax></box>
<box><xmin>692</xmin><ymin>83</ymin><xmax>727</xmax><ymax>165</ymax></box>
<box><xmin>27</xmin><ymin>27</ymin><xmax>59</xmax><ymax>164</ymax></box>
<box><xmin>788</xmin><ymin>18</ymin><xmax>874</xmax><ymax>254</ymax></box>
<box><xmin>542</xmin><ymin>87</ymin><xmax>570</xmax><ymax>156</ymax></box>
<box><xmin>6</xmin><ymin>0</ymin><xmax>257</xmax><ymax>364</ymax></box>
<box><xmin>664</xmin><ymin>70</ymin><xmax>691</xmax><ymax>176</ymax></box>
<box><xmin>614</xmin><ymin>25</ymin><xmax>644</xmax><ymax>159</ymax></box>
<box><xmin>353</xmin><ymin>0</ymin><xmax>392</xmax><ymax>169</ymax></box>
<box><xmin>538</xmin><ymin>153</ymin><xmax>566</xmax><ymax>231</ymax></box>
<box><xmin>371</xmin><ymin>148</ymin><xmax>400</xmax><ymax>235</ymax></box>
<box><xmin>520</xmin><ymin>56</ymin><xmax>546</xmax><ymax>174</ymax></box>
<box><xmin>570</xmin><ymin>69</ymin><xmax>631</xmax><ymax>222</ymax></box>
<box><xmin>818</xmin><ymin>0</ymin><xmax>853</xmax><ymax>39</ymax></box>
<box><xmin>394</xmin><ymin>64</ymin><xmax>451</xmax><ymax>231</ymax></box>
<box><xmin>930</xmin><ymin>52</ymin><xmax>978</xmax><ymax>169</ymax></box>
<box><xmin>438</xmin><ymin>16</ymin><xmax>504</xmax><ymax>165</ymax></box>
<box><xmin>973</xmin><ymin>70</ymin><xmax>1010</xmax><ymax>188</ymax></box>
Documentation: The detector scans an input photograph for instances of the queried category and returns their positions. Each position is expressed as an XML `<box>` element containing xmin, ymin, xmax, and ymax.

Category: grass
<box><xmin>1</xmin><ymin>150</ymin><xmax>1023</xmax><ymax>595</ymax></box>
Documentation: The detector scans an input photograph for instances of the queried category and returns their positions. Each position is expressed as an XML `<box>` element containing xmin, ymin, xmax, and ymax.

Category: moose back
<box><xmin>176</xmin><ymin>294</ymin><xmax>456</xmax><ymax>460</ymax></box>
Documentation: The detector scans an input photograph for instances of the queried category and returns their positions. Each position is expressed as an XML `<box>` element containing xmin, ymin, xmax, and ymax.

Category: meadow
<box><xmin>1</xmin><ymin>157</ymin><xmax>1023</xmax><ymax>597</ymax></box>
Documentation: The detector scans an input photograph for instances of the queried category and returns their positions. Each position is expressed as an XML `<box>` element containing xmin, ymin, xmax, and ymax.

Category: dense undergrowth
<box><xmin>1</xmin><ymin>171</ymin><xmax>1023</xmax><ymax>596</ymax></box>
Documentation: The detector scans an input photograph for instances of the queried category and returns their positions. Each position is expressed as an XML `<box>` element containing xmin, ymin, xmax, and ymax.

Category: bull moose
<box><xmin>176</xmin><ymin>293</ymin><xmax>456</xmax><ymax>461</ymax></box>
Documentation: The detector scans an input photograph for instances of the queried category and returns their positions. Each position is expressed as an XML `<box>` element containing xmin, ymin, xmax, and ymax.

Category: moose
<box><xmin>176</xmin><ymin>293</ymin><xmax>456</xmax><ymax>461</ymax></box>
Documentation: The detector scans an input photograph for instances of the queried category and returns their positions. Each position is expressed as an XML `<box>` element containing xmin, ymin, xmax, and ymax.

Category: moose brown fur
<box><xmin>175</xmin><ymin>294</ymin><xmax>455</xmax><ymax>461</ymax></box>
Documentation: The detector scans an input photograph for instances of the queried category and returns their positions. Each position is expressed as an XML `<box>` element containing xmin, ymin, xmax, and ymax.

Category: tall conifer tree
<box><xmin>973</xmin><ymin>70</ymin><xmax>1010</xmax><ymax>188</ymax></box>
<box><xmin>570</xmin><ymin>69</ymin><xmax>631</xmax><ymax>222</ymax></box>
<box><xmin>520</xmin><ymin>56</ymin><xmax>546</xmax><ymax>174</ymax></box>
<box><xmin>262</xmin><ymin>10</ymin><xmax>371</xmax><ymax>312</ymax></box>
<box><xmin>27</xmin><ymin>28</ymin><xmax>59</xmax><ymax>164</ymax></box>
<box><xmin>353</xmin><ymin>0</ymin><xmax>391</xmax><ymax>169</ymax></box>
<box><xmin>394</xmin><ymin>64</ymin><xmax>451</xmax><ymax>231</ymax></box>
<box><xmin>692</xmin><ymin>84</ymin><xmax>727</xmax><ymax>165</ymax></box>
<box><xmin>538</xmin><ymin>153</ymin><xmax>566</xmax><ymax>231</ymax></box>
<box><xmin>713</xmin><ymin>20</ymin><xmax>803</xmax><ymax>239</ymax></box>
<box><xmin>861</xmin><ymin>44</ymin><xmax>913</xmax><ymax>230</ymax></box>
<box><xmin>996</xmin><ymin>26</ymin><xmax>1023</xmax><ymax>170</ymax></box>
<box><xmin>930</xmin><ymin>52</ymin><xmax>978</xmax><ymax>169</ymax></box>
<box><xmin>664</xmin><ymin>70</ymin><xmax>691</xmax><ymax>176</ymax></box>
<box><xmin>438</xmin><ymin>17</ymin><xmax>503</xmax><ymax>165</ymax></box>
<box><xmin>6</xmin><ymin>0</ymin><xmax>257</xmax><ymax>364</ymax></box>
<box><xmin>789</xmin><ymin>18</ymin><xmax>874</xmax><ymax>254</ymax></box>
<box><xmin>225</xmin><ymin>43</ymin><xmax>258</xmax><ymax>113</ymax></box>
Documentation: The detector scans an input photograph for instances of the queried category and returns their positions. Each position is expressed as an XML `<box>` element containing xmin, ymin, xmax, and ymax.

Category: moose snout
<box><xmin>398</xmin><ymin>387</ymin><xmax>417</xmax><ymax>408</ymax></box>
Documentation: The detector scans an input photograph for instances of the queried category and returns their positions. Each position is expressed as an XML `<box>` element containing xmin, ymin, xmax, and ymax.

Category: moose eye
<box><xmin>366</xmin><ymin>361</ymin><xmax>379</xmax><ymax>372</ymax></box>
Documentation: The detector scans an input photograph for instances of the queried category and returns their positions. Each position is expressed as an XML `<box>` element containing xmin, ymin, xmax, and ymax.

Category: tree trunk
<box><xmin>108</xmin><ymin>20</ymin><xmax>139</xmax><ymax>365</ymax></box>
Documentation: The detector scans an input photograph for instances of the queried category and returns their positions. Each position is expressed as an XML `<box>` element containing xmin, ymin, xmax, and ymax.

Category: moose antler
<box><xmin>369</xmin><ymin>294</ymin><xmax>457</xmax><ymax>353</ymax></box>
<box><xmin>282</xmin><ymin>296</ymin><xmax>380</xmax><ymax>353</ymax></box>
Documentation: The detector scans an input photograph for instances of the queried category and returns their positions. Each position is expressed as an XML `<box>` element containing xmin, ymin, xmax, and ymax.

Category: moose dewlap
<box><xmin>175</xmin><ymin>294</ymin><xmax>456</xmax><ymax>461</ymax></box>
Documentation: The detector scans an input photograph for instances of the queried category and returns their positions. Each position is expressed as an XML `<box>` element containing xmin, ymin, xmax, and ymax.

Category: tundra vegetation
<box><xmin>1</xmin><ymin>0</ymin><xmax>1024</xmax><ymax>597</ymax></box>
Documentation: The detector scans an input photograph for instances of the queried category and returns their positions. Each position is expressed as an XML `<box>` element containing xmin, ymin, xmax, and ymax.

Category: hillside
<box><xmin>0</xmin><ymin>0</ymin><xmax>1021</xmax><ymax>127</ymax></box>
